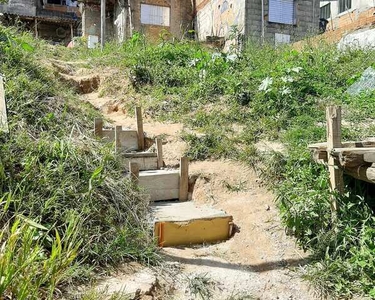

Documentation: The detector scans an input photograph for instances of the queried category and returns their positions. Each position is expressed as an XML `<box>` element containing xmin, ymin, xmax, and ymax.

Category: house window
<box><xmin>141</xmin><ymin>4</ymin><xmax>170</xmax><ymax>26</ymax></box>
<box><xmin>320</xmin><ymin>3</ymin><xmax>331</xmax><ymax>19</ymax></box>
<box><xmin>269</xmin><ymin>0</ymin><xmax>296</xmax><ymax>25</ymax></box>
<box><xmin>339</xmin><ymin>0</ymin><xmax>351</xmax><ymax>13</ymax></box>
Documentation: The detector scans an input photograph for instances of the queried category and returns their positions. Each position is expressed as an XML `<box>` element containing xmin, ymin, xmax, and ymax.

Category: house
<box><xmin>0</xmin><ymin>0</ymin><xmax>81</xmax><ymax>44</ymax></box>
<box><xmin>320</xmin><ymin>0</ymin><xmax>375</xmax><ymax>32</ymax></box>
<box><xmin>196</xmin><ymin>0</ymin><xmax>320</xmax><ymax>46</ymax></box>
<box><xmin>81</xmin><ymin>0</ymin><xmax>194</xmax><ymax>44</ymax></box>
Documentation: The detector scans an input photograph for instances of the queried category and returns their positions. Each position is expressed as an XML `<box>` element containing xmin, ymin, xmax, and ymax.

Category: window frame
<box><xmin>338</xmin><ymin>0</ymin><xmax>352</xmax><ymax>13</ymax></box>
<box><xmin>320</xmin><ymin>3</ymin><xmax>331</xmax><ymax>19</ymax></box>
<box><xmin>140</xmin><ymin>3</ymin><xmax>171</xmax><ymax>27</ymax></box>
<box><xmin>268</xmin><ymin>0</ymin><xmax>296</xmax><ymax>25</ymax></box>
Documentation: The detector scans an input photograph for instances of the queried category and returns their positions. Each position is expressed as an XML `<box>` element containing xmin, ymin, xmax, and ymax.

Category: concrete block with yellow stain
<box><xmin>151</xmin><ymin>201</ymin><xmax>233</xmax><ymax>247</ymax></box>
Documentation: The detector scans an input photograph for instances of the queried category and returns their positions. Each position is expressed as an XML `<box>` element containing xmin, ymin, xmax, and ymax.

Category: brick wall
<box><xmin>245</xmin><ymin>0</ymin><xmax>320</xmax><ymax>44</ymax></box>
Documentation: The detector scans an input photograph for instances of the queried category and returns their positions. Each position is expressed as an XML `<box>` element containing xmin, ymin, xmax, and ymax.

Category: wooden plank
<box><xmin>136</xmin><ymin>107</ymin><xmax>145</xmax><ymax>151</ymax></box>
<box><xmin>123</xmin><ymin>156</ymin><xmax>158</xmax><ymax>171</ymax></box>
<box><xmin>139</xmin><ymin>170</ymin><xmax>180</xmax><ymax>201</ymax></box>
<box><xmin>309</xmin><ymin>140</ymin><xmax>375</xmax><ymax>151</ymax></box>
<box><xmin>115</xmin><ymin>125</ymin><xmax>122</xmax><ymax>153</ymax></box>
<box><xmin>154</xmin><ymin>217</ymin><xmax>232</xmax><ymax>247</ymax></box>
<box><xmin>326</xmin><ymin>105</ymin><xmax>344</xmax><ymax>212</ymax></box>
<box><xmin>329</xmin><ymin>147</ymin><xmax>375</xmax><ymax>168</ymax></box>
<box><xmin>179</xmin><ymin>157</ymin><xmax>189</xmax><ymax>201</ymax></box>
<box><xmin>94</xmin><ymin>118</ymin><xmax>103</xmax><ymax>137</ymax></box>
<box><xmin>129</xmin><ymin>162</ymin><xmax>139</xmax><ymax>183</ymax></box>
<box><xmin>156</xmin><ymin>138</ymin><xmax>163</xmax><ymax>169</ymax></box>
<box><xmin>344</xmin><ymin>165</ymin><xmax>375</xmax><ymax>184</ymax></box>
<box><xmin>124</xmin><ymin>152</ymin><xmax>157</xmax><ymax>158</ymax></box>
<box><xmin>0</xmin><ymin>76</ymin><xmax>9</xmax><ymax>133</ymax></box>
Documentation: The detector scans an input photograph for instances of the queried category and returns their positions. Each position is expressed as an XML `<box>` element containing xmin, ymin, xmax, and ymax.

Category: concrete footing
<box><xmin>151</xmin><ymin>201</ymin><xmax>233</xmax><ymax>247</ymax></box>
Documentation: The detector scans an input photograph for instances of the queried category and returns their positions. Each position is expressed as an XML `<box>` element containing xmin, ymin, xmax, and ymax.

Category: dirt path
<box><xmin>79</xmin><ymin>90</ymin><xmax>318</xmax><ymax>300</ymax></box>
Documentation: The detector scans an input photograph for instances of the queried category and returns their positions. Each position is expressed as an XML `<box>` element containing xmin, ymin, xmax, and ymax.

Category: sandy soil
<box><xmin>78</xmin><ymin>87</ymin><xmax>319</xmax><ymax>300</ymax></box>
<box><xmin>43</xmin><ymin>58</ymin><xmax>320</xmax><ymax>299</ymax></box>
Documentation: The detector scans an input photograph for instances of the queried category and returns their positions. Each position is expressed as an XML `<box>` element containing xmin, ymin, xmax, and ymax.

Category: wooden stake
<box><xmin>0</xmin><ymin>76</ymin><xmax>8</xmax><ymax>133</ymax></box>
<box><xmin>115</xmin><ymin>125</ymin><xmax>122</xmax><ymax>153</ymax></box>
<box><xmin>179</xmin><ymin>157</ymin><xmax>189</xmax><ymax>201</ymax></box>
<box><xmin>135</xmin><ymin>107</ymin><xmax>145</xmax><ymax>151</ymax></box>
<box><xmin>94</xmin><ymin>118</ymin><xmax>103</xmax><ymax>137</ymax></box>
<box><xmin>326</xmin><ymin>105</ymin><xmax>344</xmax><ymax>212</ymax></box>
<box><xmin>100</xmin><ymin>0</ymin><xmax>106</xmax><ymax>50</ymax></box>
<box><xmin>70</xmin><ymin>23</ymin><xmax>74</xmax><ymax>41</ymax></box>
<box><xmin>156</xmin><ymin>138</ymin><xmax>163</xmax><ymax>169</ymax></box>
<box><xmin>129</xmin><ymin>162</ymin><xmax>139</xmax><ymax>184</ymax></box>
<box><xmin>34</xmin><ymin>18</ymin><xmax>38</xmax><ymax>39</ymax></box>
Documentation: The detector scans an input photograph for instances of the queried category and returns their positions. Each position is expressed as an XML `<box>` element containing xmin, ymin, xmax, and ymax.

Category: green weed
<box><xmin>0</xmin><ymin>26</ymin><xmax>157</xmax><ymax>299</ymax></box>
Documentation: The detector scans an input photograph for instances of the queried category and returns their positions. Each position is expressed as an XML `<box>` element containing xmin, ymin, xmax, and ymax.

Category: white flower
<box><xmin>199</xmin><ymin>69</ymin><xmax>207</xmax><ymax>80</ymax></box>
<box><xmin>291</xmin><ymin>67</ymin><xmax>302</xmax><ymax>73</ymax></box>
<box><xmin>188</xmin><ymin>58</ymin><xmax>199</xmax><ymax>67</ymax></box>
<box><xmin>226</xmin><ymin>54</ymin><xmax>238</xmax><ymax>62</ymax></box>
<box><xmin>281</xmin><ymin>87</ymin><xmax>291</xmax><ymax>95</ymax></box>
<box><xmin>281</xmin><ymin>76</ymin><xmax>294</xmax><ymax>83</ymax></box>
<box><xmin>259</xmin><ymin>77</ymin><xmax>273</xmax><ymax>92</ymax></box>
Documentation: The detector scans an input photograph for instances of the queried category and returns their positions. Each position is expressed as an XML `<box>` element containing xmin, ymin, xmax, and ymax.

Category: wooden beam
<box><xmin>156</xmin><ymin>138</ymin><xmax>163</xmax><ymax>169</ymax></box>
<box><xmin>114</xmin><ymin>125</ymin><xmax>122</xmax><ymax>153</ymax></box>
<box><xmin>0</xmin><ymin>76</ymin><xmax>8</xmax><ymax>133</ymax></box>
<box><xmin>135</xmin><ymin>107</ymin><xmax>145</xmax><ymax>151</ymax></box>
<box><xmin>309</xmin><ymin>140</ymin><xmax>375</xmax><ymax>151</ymax></box>
<box><xmin>94</xmin><ymin>118</ymin><xmax>103</xmax><ymax>137</ymax></box>
<box><xmin>309</xmin><ymin>140</ymin><xmax>375</xmax><ymax>164</ymax></box>
<box><xmin>129</xmin><ymin>162</ymin><xmax>139</xmax><ymax>184</ymax></box>
<box><xmin>326</xmin><ymin>105</ymin><xmax>344</xmax><ymax>212</ymax></box>
<box><xmin>331</xmin><ymin>148</ymin><xmax>375</xmax><ymax>168</ymax></box>
<box><xmin>124</xmin><ymin>152</ymin><xmax>157</xmax><ymax>158</ymax></box>
<box><xmin>179</xmin><ymin>157</ymin><xmax>189</xmax><ymax>201</ymax></box>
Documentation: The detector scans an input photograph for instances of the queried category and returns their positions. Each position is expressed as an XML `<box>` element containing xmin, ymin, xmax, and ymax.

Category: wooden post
<box><xmin>326</xmin><ymin>105</ymin><xmax>344</xmax><ymax>212</ymax></box>
<box><xmin>100</xmin><ymin>0</ymin><xmax>106</xmax><ymax>50</ymax></box>
<box><xmin>115</xmin><ymin>125</ymin><xmax>122</xmax><ymax>153</ymax></box>
<box><xmin>34</xmin><ymin>18</ymin><xmax>38</xmax><ymax>39</ymax></box>
<box><xmin>156</xmin><ymin>138</ymin><xmax>163</xmax><ymax>169</ymax></box>
<box><xmin>94</xmin><ymin>118</ymin><xmax>103</xmax><ymax>137</ymax></box>
<box><xmin>179</xmin><ymin>157</ymin><xmax>189</xmax><ymax>201</ymax></box>
<box><xmin>0</xmin><ymin>76</ymin><xmax>8</xmax><ymax>133</ymax></box>
<box><xmin>129</xmin><ymin>162</ymin><xmax>139</xmax><ymax>184</ymax></box>
<box><xmin>70</xmin><ymin>23</ymin><xmax>74</xmax><ymax>41</ymax></box>
<box><xmin>135</xmin><ymin>107</ymin><xmax>145</xmax><ymax>151</ymax></box>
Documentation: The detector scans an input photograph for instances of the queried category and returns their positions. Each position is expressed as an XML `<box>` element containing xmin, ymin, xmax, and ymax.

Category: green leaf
<box><xmin>21</xmin><ymin>217</ymin><xmax>48</xmax><ymax>231</ymax></box>
<box><xmin>20</xmin><ymin>42</ymin><xmax>34</xmax><ymax>52</ymax></box>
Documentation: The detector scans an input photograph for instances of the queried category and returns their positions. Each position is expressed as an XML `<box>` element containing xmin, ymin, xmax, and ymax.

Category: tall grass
<box><xmin>0</xmin><ymin>26</ymin><xmax>156</xmax><ymax>298</ymax></box>
<box><xmin>56</xmin><ymin>33</ymin><xmax>375</xmax><ymax>298</ymax></box>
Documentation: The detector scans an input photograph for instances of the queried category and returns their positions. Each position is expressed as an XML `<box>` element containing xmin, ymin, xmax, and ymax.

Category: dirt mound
<box><xmin>59</xmin><ymin>73</ymin><xmax>100</xmax><ymax>94</ymax></box>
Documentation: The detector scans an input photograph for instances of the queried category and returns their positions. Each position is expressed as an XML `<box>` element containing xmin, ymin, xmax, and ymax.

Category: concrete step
<box><xmin>151</xmin><ymin>201</ymin><xmax>233</xmax><ymax>247</ymax></box>
<box><xmin>139</xmin><ymin>169</ymin><xmax>180</xmax><ymax>201</ymax></box>
<box><xmin>123</xmin><ymin>152</ymin><xmax>158</xmax><ymax>171</ymax></box>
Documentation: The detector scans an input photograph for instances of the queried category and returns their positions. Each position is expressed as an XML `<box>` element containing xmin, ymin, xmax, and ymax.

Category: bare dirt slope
<box><xmin>80</xmin><ymin>89</ymin><xmax>318</xmax><ymax>300</ymax></box>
